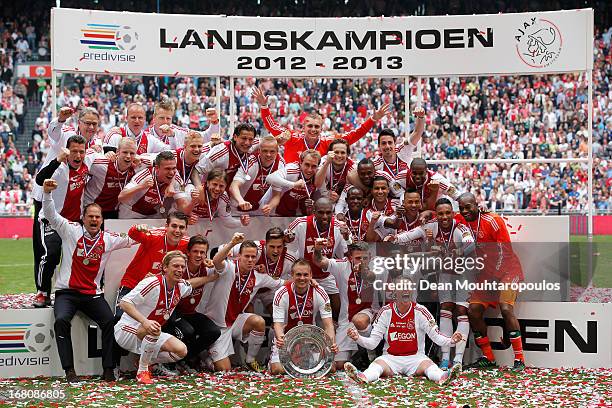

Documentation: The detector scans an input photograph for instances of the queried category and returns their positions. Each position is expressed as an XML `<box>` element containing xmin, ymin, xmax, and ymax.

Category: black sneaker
<box><xmin>511</xmin><ymin>359</ymin><xmax>526</xmax><ymax>372</ymax></box>
<box><xmin>65</xmin><ymin>368</ymin><xmax>81</xmax><ymax>383</ymax></box>
<box><xmin>102</xmin><ymin>368</ymin><xmax>116</xmax><ymax>382</ymax></box>
<box><xmin>466</xmin><ymin>357</ymin><xmax>497</xmax><ymax>369</ymax></box>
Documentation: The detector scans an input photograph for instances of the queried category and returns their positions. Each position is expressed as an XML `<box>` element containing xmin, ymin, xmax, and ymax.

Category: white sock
<box><xmin>454</xmin><ymin>315</ymin><xmax>470</xmax><ymax>364</ymax></box>
<box><xmin>246</xmin><ymin>330</ymin><xmax>265</xmax><ymax>363</ymax></box>
<box><xmin>362</xmin><ymin>362</ymin><xmax>384</xmax><ymax>383</ymax></box>
<box><xmin>156</xmin><ymin>351</ymin><xmax>181</xmax><ymax>364</ymax></box>
<box><xmin>139</xmin><ymin>335</ymin><xmax>159</xmax><ymax>373</ymax></box>
<box><xmin>439</xmin><ymin>310</ymin><xmax>453</xmax><ymax>361</ymax></box>
<box><xmin>425</xmin><ymin>364</ymin><xmax>444</xmax><ymax>382</ymax></box>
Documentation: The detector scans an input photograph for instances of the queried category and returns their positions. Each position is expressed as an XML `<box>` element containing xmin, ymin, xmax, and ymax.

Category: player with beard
<box><xmin>269</xmin><ymin>259</ymin><xmax>337</xmax><ymax>375</ymax></box>
<box><xmin>253</xmin><ymin>85</ymin><xmax>390</xmax><ymax>163</ymax></box>
<box><xmin>171</xmin><ymin>235</ymin><xmax>222</xmax><ymax>373</ymax></box>
<box><xmin>456</xmin><ymin>193</ymin><xmax>526</xmax><ymax>372</ymax></box>
<box><xmin>187</xmin><ymin>169</ymin><xmax>250</xmax><ymax>228</ymax></box>
<box><xmin>148</xmin><ymin>99</ymin><xmax>220</xmax><ymax>148</ymax></box>
<box><xmin>314</xmin><ymin>140</ymin><xmax>354</xmax><ymax>204</ymax></box>
<box><xmin>313</xmin><ymin>240</ymin><xmax>378</xmax><ymax>370</ymax></box>
<box><xmin>266</xmin><ymin>149</ymin><xmax>321</xmax><ymax>216</ymax></box>
<box><xmin>104</xmin><ymin>103</ymin><xmax>169</xmax><ymax>154</ymax></box>
<box><xmin>285</xmin><ymin>198</ymin><xmax>350</xmax><ymax>321</ymax></box>
<box><xmin>197</xmin><ymin>123</ymin><xmax>259</xmax><ymax>187</ymax></box>
<box><xmin>344</xmin><ymin>276</ymin><xmax>463</xmax><ymax>385</ymax></box>
<box><xmin>386</xmin><ymin>198</ymin><xmax>475</xmax><ymax>372</ymax></box>
<box><xmin>85</xmin><ymin>138</ymin><xmax>140</xmax><ymax>219</ymax></box>
<box><xmin>204</xmin><ymin>234</ymin><xmax>284</xmax><ymax>372</ymax></box>
<box><xmin>392</xmin><ymin>158</ymin><xmax>459</xmax><ymax>210</ymax></box>
<box><xmin>229</xmin><ymin>135</ymin><xmax>285</xmax><ymax>215</ymax></box>
<box><xmin>115</xmin><ymin>251</ymin><xmax>218</xmax><ymax>384</ymax></box>
<box><xmin>33</xmin><ymin>136</ymin><xmax>97</xmax><ymax>307</ymax></box>
<box><xmin>118</xmin><ymin>151</ymin><xmax>184</xmax><ymax>218</ymax></box>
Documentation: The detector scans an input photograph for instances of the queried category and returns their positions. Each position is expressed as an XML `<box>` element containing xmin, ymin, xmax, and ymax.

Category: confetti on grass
<box><xmin>0</xmin><ymin>368</ymin><xmax>609</xmax><ymax>407</ymax></box>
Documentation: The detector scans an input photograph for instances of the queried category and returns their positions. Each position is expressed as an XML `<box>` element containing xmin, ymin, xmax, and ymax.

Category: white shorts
<box><xmin>438</xmin><ymin>272</ymin><xmax>469</xmax><ymax>307</ymax></box>
<box><xmin>336</xmin><ymin>322</ymin><xmax>358</xmax><ymax>357</ymax></box>
<box><xmin>318</xmin><ymin>275</ymin><xmax>339</xmax><ymax>295</ymax></box>
<box><xmin>374</xmin><ymin>353</ymin><xmax>431</xmax><ymax>376</ymax></box>
<box><xmin>209</xmin><ymin>313</ymin><xmax>253</xmax><ymax>362</ymax></box>
<box><xmin>114</xmin><ymin>323</ymin><xmax>173</xmax><ymax>355</ymax></box>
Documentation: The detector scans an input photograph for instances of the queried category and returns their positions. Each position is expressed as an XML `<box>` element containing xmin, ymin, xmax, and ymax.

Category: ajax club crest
<box><xmin>515</xmin><ymin>17</ymin><xmax>562</xmax><ymax>68</ymax></box>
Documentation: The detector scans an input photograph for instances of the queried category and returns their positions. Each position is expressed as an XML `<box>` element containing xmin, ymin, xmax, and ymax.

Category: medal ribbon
<box><xmin>230</xmin><ymin>143</ymin><xmax>250</xmax><ymax>176</ymax></box>
<box><xmin>292</xmin><ymin>283</ymin><xmax>311</xmax><ymax>322</ymax></box>
<box><xmin>81</xmin><ymin>227</ymin><xmax>103</xmax><ymax>260</ymax></box>
<box><xmin>180</xmin><ymin>150</ymin><xmax>194</xmax><ymax>187</ymax></box>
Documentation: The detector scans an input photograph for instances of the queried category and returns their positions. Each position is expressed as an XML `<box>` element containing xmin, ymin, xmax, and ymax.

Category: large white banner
<box><xmin>51</xmin><ymin>8</ymin><xmax>593</xmax><ymax>77</ymax></box>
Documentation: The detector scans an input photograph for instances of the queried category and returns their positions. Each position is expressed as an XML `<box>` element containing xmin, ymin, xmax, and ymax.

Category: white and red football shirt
<box><xmin>318</xmin><ymin>156</ymin><xmax>354</xmax><ymax>198</ymax></box>
<box><xmin>285</xmin><ymin>215</ymin><xmax>348</xmax><ymax>279</ymax></box>
<box><xmin>40</xmin><ymin>153</ymin><xmax>97</xmax><ymax>222</ymax></box>
<box><xmin>85</xmin><ymin>156</ymin><xmax>136</xmax><ymax>212</ymax></box>
<box><xmin>272</xmin><ymin>282</ymin><xmax>331</xmax><ymax>331</ymax></box>
<box><xmin>42</xmin><ymin>194</ymin><xmax>135</xmax><ymax>294</ymax></box>
<box><xmin>201</xmin><ymin>261</ymin><xmax>282</xmax><ymax>328</ymax></box>
<box><xmin>267</xmin><ymin>162</ymin><xmax>318</xmax><ymax>217</ymax></box>
<box><xmin>118</xmin><ymin>274</ymin><xmax>192</xmax><ymax>327</ymax></box>
<box><xmin>359</xmin><ymin>302</ymin><xmax>452</xmax><ymax>356</ymax></box>
<box><xmin>197</xmin><ymin>140</ymin><xmax>260</xmax><ymax>187</ymax></box>
<box><xmin>232</xmin><ymin>154</ymin><xmax>284</xmax><ymax>212</ymax></box>
<box><xmin>372</xmin><ymin>143</ymin><xmax>416</xmax><ymax>178</ymax></box>
<box><xmin>324</xmin><ymin>258</ymin><xmax>377</xmax><ymax>325</ymax></box>
<box><xmin>176</xmin><ymin>263</ymin><xmax>216</xmax><ymax>315</ymax></box>
<box><xmin>104</xmin><ymin>126</ymin><xmax>169</xmax><ymax>154</ymax></box>
<box><xmin>118</xmin><ymin>167</ymin><xmax>183</xmax><ymax>219</ymax></box>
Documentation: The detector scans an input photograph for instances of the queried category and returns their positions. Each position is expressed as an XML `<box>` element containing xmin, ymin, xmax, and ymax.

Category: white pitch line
<box><xmin>0</xmin><ymin>263</ymin><xmax>33</xmax><ymax>267</ymax></box>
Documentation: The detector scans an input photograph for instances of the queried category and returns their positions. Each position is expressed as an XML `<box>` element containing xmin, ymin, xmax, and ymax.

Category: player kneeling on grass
<box><xmin>344</xmin><ymin>276</ymin><xmax>463</xmax><ymax>385</ymax></box>
<box><xmin>269</xmin><ymin>259</ymin><xmax>338</xmax><ymax>375</ymax></box>
<box><xmin>114</xmin><ymin>251</ymin><xmax>217</xmax><ymax>384</ymax></box>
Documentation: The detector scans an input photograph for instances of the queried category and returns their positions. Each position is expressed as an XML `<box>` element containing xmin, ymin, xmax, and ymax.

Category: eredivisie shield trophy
<box><xmin>279</xmin><ymin>324</ymin><xmax>335</xmax><ymax>378</ymax></box>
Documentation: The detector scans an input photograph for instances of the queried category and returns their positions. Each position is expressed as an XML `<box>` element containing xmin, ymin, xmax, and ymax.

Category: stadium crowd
<box><xmin>0</xmin><ymin>18</ymin><xmax>609</xmax><ymax>215</ymax></box>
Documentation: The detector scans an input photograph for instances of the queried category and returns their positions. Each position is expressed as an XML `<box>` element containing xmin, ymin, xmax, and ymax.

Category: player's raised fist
<box><xmin>58</xmin><ymin>106</ymin><xmax>74</xmax><ymax>123</ymax></box>
<box><xmin>277</xmin><ymin>130</ymin><xmax>291</xmax><ymax>145</ymax></box>
<box><xmin>43</xmin><ymin>179</ymin><xmax>58</xmax><ymax>193</ymax></box>
<box><xmin>159</xmin><ymin>124</ymin><xmax>172</xmax><ymax>135</ymax></box>
<box><xmin>205</xmin><ymin>108</ymin><xmax>219</xmax><ymax>124</ymax></box>
<box><xmin>143</xmin><ymin>175</ymin><xmax>155</xmax><ymax>189</ymax></box>
<box><xmin>383</xmin><ymin>234</ymin><xmax>397</xmax><ymax>243</ymax></box>
<box><xmin>327</xmin><ymin>151</ymin><xmax>336</xmax><ymax>161</ymax></box>
<box><xmin>283</xmin><ymin>231</ymin><xmax>295</xmax><ymax>244</ymax></box>
<box><xmin>314</xmin><ymin>238</ymin><xmax>328</xmax><ymax>250</ymax></box>
<box><xmin>231</xmin><ymin>232</ymin><xmax>245</xmax><ymax>245</ymax></box>
<box><xmin>370</xmin><ymin>211</ymin><xmax>382</xmax><ymax>222</ymax></box>
<box><xmin>135</xmin><ymin>224</ymin><xmax>150</xmax><ymax>233</ymax></box>
<box><xmin>238</xmin><ymin>201</ymin><xmax>253</xmax><ymax>211</ymax></box>
<box><xmin>413</xmin><ymin>106</ymin><xmax>425</xmax><ymax>119</ymax></box>
<box><xmin>57</xmin><ymin>148</ymin><xmax>70</xmax><ymax>163</ymax></box>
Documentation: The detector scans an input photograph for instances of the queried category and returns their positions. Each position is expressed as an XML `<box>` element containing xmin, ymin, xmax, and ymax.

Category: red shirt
<box><xmin>261</xmin><ymin>107</ymin><xmax>375</xmax><ymax>163</ymax></box>
<box><xmin>120</xmin><ymin>226</ymin><xmax>189</xmax><ymax>289</ymax></box>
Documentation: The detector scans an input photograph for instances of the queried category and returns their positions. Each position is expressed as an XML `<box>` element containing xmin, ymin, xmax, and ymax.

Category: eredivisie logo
<box><xmin>81</xmin><ymin>24</ymin><xmax>139</xmax><ymax>51</ymax></box>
